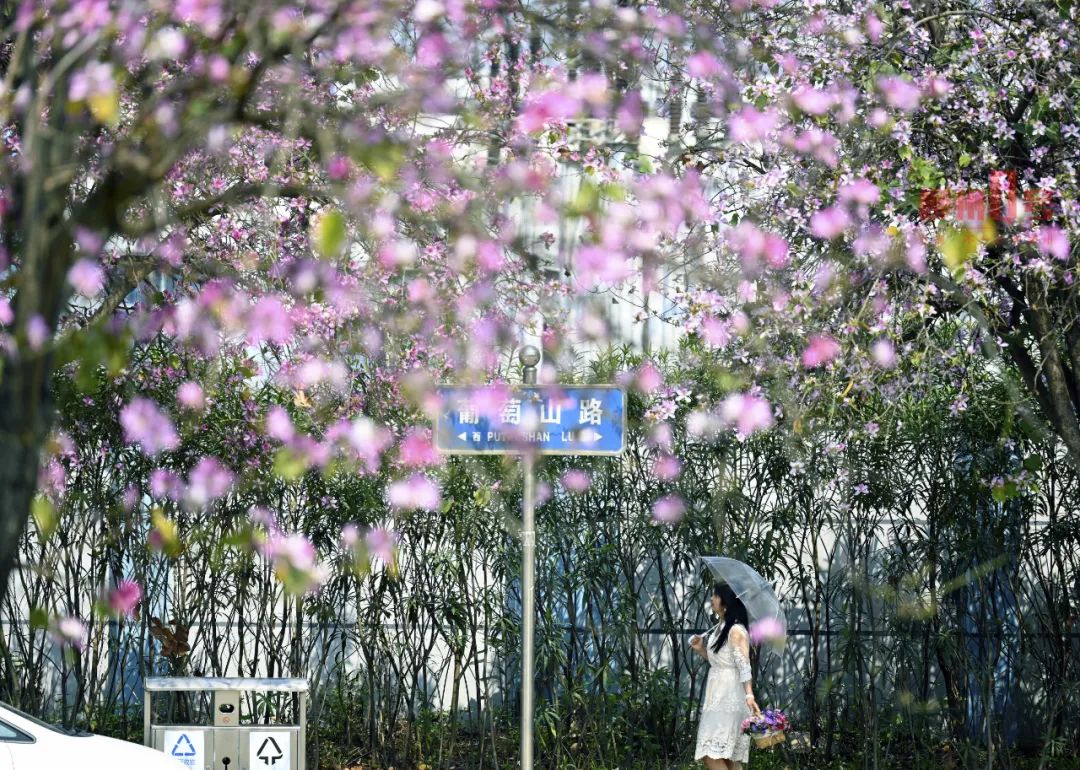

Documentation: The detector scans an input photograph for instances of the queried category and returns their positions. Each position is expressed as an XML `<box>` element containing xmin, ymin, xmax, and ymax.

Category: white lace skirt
<box><xmin>694</xmin><ymin>665</ymin><xmax>751</xmax><ymax>762</ymax></box>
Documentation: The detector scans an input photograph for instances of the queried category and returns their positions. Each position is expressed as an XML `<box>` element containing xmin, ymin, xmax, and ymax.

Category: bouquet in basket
<box><xmin>741</xmin><ymin>708</ymin><xmax>788</xmax><ymax>749</ymax></box>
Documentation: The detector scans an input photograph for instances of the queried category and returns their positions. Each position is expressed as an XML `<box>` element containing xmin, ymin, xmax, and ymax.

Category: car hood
<box><xmin>63</xmin><ymin>734</ymin><xmax>187</xmax><ymax>769</ymax></box>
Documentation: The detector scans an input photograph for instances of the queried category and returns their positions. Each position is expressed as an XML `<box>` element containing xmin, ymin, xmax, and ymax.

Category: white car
<box><xmin>0</xmin><ymin>702</ymin><xmax>185</xmax><ymax>769</ymax></box>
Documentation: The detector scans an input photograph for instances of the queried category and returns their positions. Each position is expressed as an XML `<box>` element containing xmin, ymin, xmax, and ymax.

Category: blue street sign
<box><xmin>435</xmin><ymin>386</ymin><xmax>625</xmax><ymax>455</ymax></box>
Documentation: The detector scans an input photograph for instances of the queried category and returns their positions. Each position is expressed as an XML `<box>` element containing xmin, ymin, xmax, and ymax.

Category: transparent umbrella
<box><xmin>701</xmin><ymin>556</ymin><xmax>786</xmax><ymax>649</ymax></box>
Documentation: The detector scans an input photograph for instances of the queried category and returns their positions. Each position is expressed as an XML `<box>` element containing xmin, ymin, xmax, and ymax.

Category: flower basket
<box><xmin>741</xmin><ymin>708</ymin><xmax>789</xmax><ymax>751</ymax></box>
<box><xmin>753</xmin><ymin>730</ymin><xmax>786</xmax><ymax>749</ymax></box>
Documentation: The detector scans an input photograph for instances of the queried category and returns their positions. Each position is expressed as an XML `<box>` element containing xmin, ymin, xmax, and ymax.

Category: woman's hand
<box><xmin>689</xmin><ymin>634</ymin><xmax>704</xmax><ymax>654</ymax></box>
<box><xmin>745</xmin><ymin>695</ymin><xmax>761</xmax><ymax>716</ymax></box>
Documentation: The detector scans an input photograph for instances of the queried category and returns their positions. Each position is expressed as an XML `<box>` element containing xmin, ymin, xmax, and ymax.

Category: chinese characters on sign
<box><xmin>435</xmin><ymin>387</ymin><xmax>625</xmax><ymax>455</ymax></box>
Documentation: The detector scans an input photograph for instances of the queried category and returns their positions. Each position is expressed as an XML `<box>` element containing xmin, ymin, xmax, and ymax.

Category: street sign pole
<box><xmin>518</xmin><ymin>345</ymin><xmax>539</xmax><ymax>770</ymax></box>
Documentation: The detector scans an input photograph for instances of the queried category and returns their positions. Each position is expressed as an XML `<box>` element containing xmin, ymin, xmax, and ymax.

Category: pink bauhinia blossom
<box><xmin>749</xmin><ymin>616</ymin><xmax>785</xmax><ymax>644</ymax></box>
<box><xmin>635</xmin><ymin>363</ymin><xmax>663</xmax><ymax>394</ymax></box>
<box><xmin>261</xmin><ymin>532</ymin><xmax>308</xmax><ymax>566</ymax></box>
<box><xmin>924</xmin><ymin>75</ymin><xmax>953</xmax><ymax>99</ymax></box>
<box><xmin>475</xmin><ymin>240</ymin><xmax>505</xmax><ymax>272</ymax></box>
<box><xmin>366</xmin><ymin>527</ymin><xmax>399</xmax><ymax>565</ymax></box>
<box><xmin>652</xmin><ymin>494</ymin><xmax>686</xmax><ymax>524</ymax></box>
<box><xmin>575</xmin><ymin>246</ymin><xmax>634</xmax><ymax>289</ymax></box>
<box><xmin>265</xmin><ymin>405</ymin><xmax>295</xmax><ymax>443</ymax></box>
<box><xmin>517</xmin><ymin>89</ymin><xmax>582</xmax><ymax>133</ymax></box>
<box><xmin>186</xmin><ymin>457</ymin><xmax>234</xmax><ymax>506</ymax></box>
<box><xmin>878</xmin><ymin>76</ymin><xmax>922</xmax><ymax>111</ymax></box>
<box><xmin>121</xmin><ymin>398</ymin><xmax>180</xmax><ymax>456</ymax></box>
<box><xmin>325</xmin><ymin>154</ymin><xmax>352</xmax><ymax>181</ymax></box>
<box><xmin>107</xmin><ymin>580</ymin><xmax>143</xmax><ymax>617</ymax></box>
<box><xmin>1037</xmin><ymin>226</ymin><xmax>1070</xmax><ymax>260</ymax></box>
<box><xmin>730</xmin><ymin>222</ymin><xmax>789</xmax><ymax>272</ymax></box>
<box><xmin>470</xmin><ymin>384</ymin><xmax>512</xmax><ymax>420</ymax></box>
<box><xmin>720</xmin><ymin>393</ymin><xmax>775</xmax><ymax>437</ymax></box>
<box><xmin>536</xmin><ymin>480</ymin><xmax>552</xmax><ymax>507</ymax></box>
<box><xmin>176</xmin><ymin>382</ymin><xmax>205</xmax><ymax>411</ymax></box>
<box><xmin>407</xmin><ymin>278</ymin><xmax>433</xmax><ymax>303</ymax></box>
<box><xmin>51</xmin><ymin>616</ymin><xmax>88</xmax><ymax>651</ymax></box>
<box><xmin>571</xmin><ymin>72</ymin><xmax>610</xmax><ymax>109</ymax></box>
<box><xmin>340</xmin><ymin>524</ymin><xmax>360</xmax><ymax>549</ymax></box>
<box><xmin>377</xmin><ymin>240</ymin><xmax>418</xmax><ymax>269</ymax></box>
<box><xmin>26</xmin><ymin>315</ymin><xmax>49</xmax><ymax>350</ymax></box>
<box><xmin>398</xmin><ymin>427</ymin><xmax>441</xmax><ymax>467</ymax></box>
<box><xmin>263</xmin><ymin>532</ymin><xmax>327</xmax><ymax>594</ymax></box>
<box><xmin>809</xmin><ymin>206</ymin><xmax>851</xmax><ymax>239</ymax></box>
<box><xmin>150</xmin><ymin>468</ymin><xmax>183</xmax><ymax>499</ymax></box>
<box><xmin>802</xmin><ymin>335</ymin><xmax>841</xmax><ymax>368</ymax></box>
<box><xmin>790</xmin><ymin>85</ymin><xmax>833</xmax><ymax>115</ymax></box>
<box><xmin>785</xmin><ymin>127</ymin><xmax>839</xmax><ymax>166</ymax></box>
<box><xmin>687</xmin><ymin>50</ymin><xmax>724</xmax><ymax>79</ymax></box>
<box><xmin>416</xmin><ymin>32</ymin><xmax>451</xmax><ymax>68</ymax></box>
<box><xmin>413</xmin><ymin>0</ymin><xmax>444</xmax><ymax>24</ymax></box>
<box><xmin>871</xmin><ymin>339</ymin><xmax>897</xmax><ymax>368</ymax></box>
<box><xmin>344</xmin><ymin>417</ymin><xmax>393</xmax><ymax>473</ymax></box>
<box><xmin>731</xmin><ymin>0</ymin><xmax>778</xmax><ymax>9</ymax></box>
<box><xmin>616</xmin><ymin>90</ymin><xmax>644</xmax><ymax>135</ymax></box>
<box><xmin>39</xmin><ymin>457</ymin><xmax>66</xmax><ymax>499</ymax></box>
<box><xmin>247</xmin><ymin>296</ymin><xmax>294</xmax><ymax>345</ymax></box>
<box><xmin>906</xmin><ymin>232</ymin><xmax>928</xmax><ymax>273</ymax></box>
<box><xmin>728</xmin><ymin>106</ymin><xmax>780</xmax><ymax>143</ymax></box>
<box><xmin>561</xmin><ymin>469</ymin><xmax>591</xmax><ymax>493</ymax></box>
<box><xmin>648</xmin><ymin>422</ymin><xmax>675</xmax><ymax>452</ymax></box>
<box><xmin>864</xmin><ymin>12</ymin><xmax>884</xmax><ymax>42</ymax></box>
<box><xmin>701</xmin><ymin>317</ymin><xmax>732</xmax><ymax>349</ymax></box>
<box><xmin>68</xmin><ymin>61</ymin><xmax>114</xmax><ymax>102</ymax></box>
<box><xmin>654</xmin><ymin>455</ymin><xmax>682</xmax><ymax>481</ymax></box>
<box><xmin>838</xmin><ymin>178</ymin><xmax>880</xmax><ymax>205</ymax></box>
<box><xmin>763</xmin><ymin>234</ymin><xmax>790</xmax><ymax>268</ymax></box>
<box><xmin>68</xmin><ymin>259</ymin><xmax>105</xmax><ymax>296</ymax></box>
<box><xmin>853</xmin><ymin>225</ymin><xmax>891</xmax><ymax>259</ymax></box>
<box><xmin>175</xmin><ymin>0</ymin><xmax>225</xmax><ymax>35</ymax></box>
<box><xmin>388</xmin><ymin>474</ymin><xmax>441</xmax><ymax>510</ymax></box>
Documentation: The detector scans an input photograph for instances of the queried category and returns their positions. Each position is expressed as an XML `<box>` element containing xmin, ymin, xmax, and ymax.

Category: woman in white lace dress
<box><xmin>690</xmin><ymin>583</ymin><xmax>761</xmax><ymax>769</ymax></box>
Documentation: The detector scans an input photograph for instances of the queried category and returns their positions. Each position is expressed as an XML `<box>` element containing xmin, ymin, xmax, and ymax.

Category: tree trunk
<box><xmin>0</xmin><ymin>353</ymin><xmax>57</xmax><ymax>601</ymax></box>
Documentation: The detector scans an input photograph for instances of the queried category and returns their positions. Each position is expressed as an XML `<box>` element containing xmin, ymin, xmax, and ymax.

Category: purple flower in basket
<box><xmin>741</xmin><ymin>708</ymin><xmax>788</xmax><ymax>735</ymax></box>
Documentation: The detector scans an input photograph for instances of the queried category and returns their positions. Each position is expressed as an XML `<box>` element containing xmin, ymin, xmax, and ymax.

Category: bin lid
<box><xmin>145</xmin><ymin>677</ymin><xmax>309</xmax><ymax>692</ymax></box>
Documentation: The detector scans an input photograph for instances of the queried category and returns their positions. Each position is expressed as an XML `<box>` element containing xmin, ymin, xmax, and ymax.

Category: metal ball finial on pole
<box><xmin>519</xmin><ymin>345</ymin><xmax>541</xmax><ymax>385</ymax></box>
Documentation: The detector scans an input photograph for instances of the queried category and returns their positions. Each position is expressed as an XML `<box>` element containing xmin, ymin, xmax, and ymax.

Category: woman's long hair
<box><xmin>711</xmin><ymin>582</ymin><xmax>749</xmax><ymax>653</ymax></box>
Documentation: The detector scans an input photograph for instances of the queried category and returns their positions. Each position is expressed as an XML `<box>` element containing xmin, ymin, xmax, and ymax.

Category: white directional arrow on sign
<box><xmin>578</xmin><ymin>429</ymin><xmax>602</xmax><ymax>444</ymax></box>
<box><xmin>250</xmin><ymin>732</ymin><xmax>290</xmax><ymax>768</ymax></box>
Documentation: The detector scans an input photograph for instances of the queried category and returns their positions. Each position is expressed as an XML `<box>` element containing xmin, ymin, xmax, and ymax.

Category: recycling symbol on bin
<box><xmin>256</xmin><ymin>736</ymin><xmax>284</xmax><ymax>766</ymax></box>
<box><xmin>171</xmin><ymin>734</ymin><xmax>197</xmax><ymax>757</ymax></box>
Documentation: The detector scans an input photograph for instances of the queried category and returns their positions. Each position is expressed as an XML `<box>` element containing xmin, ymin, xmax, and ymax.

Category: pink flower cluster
<box><xmin>748</xmin><ymin>616</ymin><xmax>785</xmax><ymax>644</ymax></box>
<box><xmin>259</xmin><ymin>529</ymin><xmax>328</xmax><ymax>595</ymax></box>
<box><xmin>719</xmin><ymin>393</ymin><xmax>775</xmax><ymax>438</ymax></box>
<box><xmin>107</xmin><ymin>580</ymin><xmax>143</xmax><ymax>618</ymax></box>
<box><xmin>120</xmin><ymin>398</ymin><xmax>179</xmax><ymax>457</ymax></box>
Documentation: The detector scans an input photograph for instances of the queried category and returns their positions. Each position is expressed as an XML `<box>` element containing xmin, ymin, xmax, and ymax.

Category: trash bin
<box><xmin>144</xmin><ymin>677</ymin><xmax>308</xmax><ymax>770</ymax></box>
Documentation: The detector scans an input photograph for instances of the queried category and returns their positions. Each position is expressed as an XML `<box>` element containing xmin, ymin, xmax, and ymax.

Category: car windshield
<box><xmin>1</xmin><ymin>702</ymin><xmax>80</xmax><ymax>736</ymax></box>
